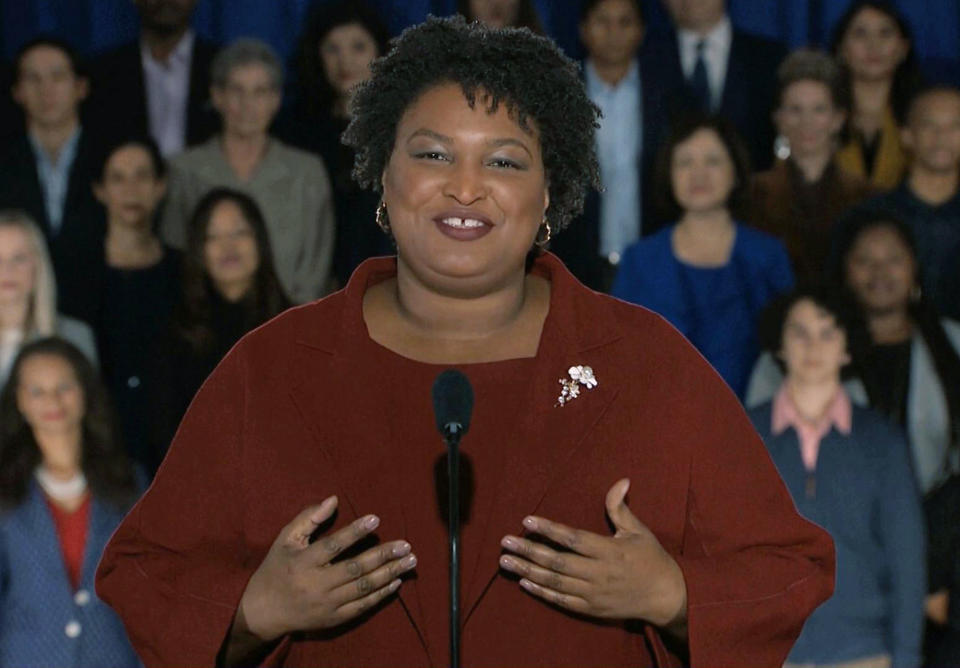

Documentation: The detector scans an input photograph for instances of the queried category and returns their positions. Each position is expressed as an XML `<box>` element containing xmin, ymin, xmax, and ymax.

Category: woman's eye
<box><xmin>415</xmin><ymin>151</ymin><xmax>449</xmax><ymax>161</ymax></box>
<box><xmin>489</xmin><ymin>158</ymin><xmax>522</xmax><ymax>169</ymax></box>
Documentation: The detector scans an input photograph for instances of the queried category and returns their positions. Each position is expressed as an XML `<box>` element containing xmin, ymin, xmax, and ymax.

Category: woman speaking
<box><xmin>97</xmin><ymin>17</ymin><xmax>834</xmax><ymax>667</ymax></box>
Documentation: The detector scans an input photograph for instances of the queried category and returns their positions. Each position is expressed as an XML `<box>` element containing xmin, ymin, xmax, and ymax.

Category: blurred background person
<box><xmin>752</xmin><ymin>49</ymin><xmax>874</xmax><ymax>283</ymax></box>
<box><xmin>150</xmin><ymin>188</ymin><xmax>289</xmax><ymax>472</ymax></box>
<box><xmin>282</xmin><ymin>0</ymin><xmax>392</xmax><ymax>288</ymax></box>
<box><xmin>160</xmin><ymin>38</ymin><xmax>335</xmax><ymax>303</ymax></box>
<box><xmin>750</xmin><ymin>284</ymin><xmax>925</xmax><ymax>668</ymax></box>
<box><xmin>0</xmin><ymin>338</ymin><xmax>140</xmax><ymax>666</ymax></box>
<box><xmin>748</xmin><ymin>210</ymin><xmax>960</xmax><ymax>496</ymax></box>
<box><xmin>612</xmin><ymin>116</ymin><xmax>793</xmax><ymax>399</ymax></box>
<box><xmin>644</xmin><ymin>0</ymin><xmax>786</xmax><ymax>170</ymax></box>
<box><xmin>0</xmin><ymin>211</ymin><xmax>96</xmax><ymax>386</ymax></box>
<box><xmin>551</xmin><ymin>0</ymin><xmax>668</xmax><ymax>292</ymax></box>
<box><xmin>852</xmin><ymin>86</ymin><xmax>960</xmax><ymax>320</ymax></box>
<box><xmin>456</xmin><ymin>0</ymin><xmax>543</xmax><ymax>32</ymax></box>
<box><xmin>87</xmin><ymin>136</ymin><xmax>181</xmax><ymax>471</ymax></box>
<box><xmin>837</xmin><ymin>212</ymin><xmax>960</xmax><ymax>495</ymax></box>
<box><xmin>0</xmin><ymin>38</ymin><xmax>104</xmax><ymax>321</ymax></box>
<box><xmin>831</xmin><ymin>0</ymin><xmax>921</xmax><ymax>190</ymax></box>
<box><xmin>86</xmin><ymin>0</ymin><xmax>219</xmax><ymax>157</ymax></box>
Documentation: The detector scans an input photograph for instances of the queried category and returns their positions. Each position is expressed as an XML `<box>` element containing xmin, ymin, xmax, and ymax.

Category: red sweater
<box><xmin>45</xmin><ymin>493</ymin><xmax>91</xmax><ymax>589</ymax></box>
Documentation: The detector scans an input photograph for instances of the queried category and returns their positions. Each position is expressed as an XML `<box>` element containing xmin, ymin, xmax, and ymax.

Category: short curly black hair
<box><xmin>343</xmin><ymin>15</ymin><xmax>601</xmax><ymax>233</ymax></box>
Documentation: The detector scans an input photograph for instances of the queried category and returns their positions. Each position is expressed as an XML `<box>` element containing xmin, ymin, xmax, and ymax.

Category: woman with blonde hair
<box><xmin>0</xmin><ymin>210</ymin><xmax>97</xmax><ymax>384</ymax></box>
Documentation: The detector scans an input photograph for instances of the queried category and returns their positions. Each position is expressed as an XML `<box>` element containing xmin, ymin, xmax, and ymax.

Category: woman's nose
<box><xmin>443</xmin><ymin>161</ymin><xmax>488</xmax><ymax>204</ymax></box>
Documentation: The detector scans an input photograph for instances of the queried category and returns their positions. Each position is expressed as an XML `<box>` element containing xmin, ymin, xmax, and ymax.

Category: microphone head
<box><xmin>431</xmin><ymin>369</ymin><xmax>474</xmax><ymax>440</ymax></box>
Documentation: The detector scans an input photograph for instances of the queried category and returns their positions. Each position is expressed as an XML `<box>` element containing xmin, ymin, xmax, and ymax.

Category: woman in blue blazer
<box><xmin>613</xmin><ymin>115</ymin><xmax>793</xmax><ymax>398</ymax></box>
<box><xmin>0</xmin><ymin>338</ymin><xmax>140</xmax><ymax>667</ymax></box>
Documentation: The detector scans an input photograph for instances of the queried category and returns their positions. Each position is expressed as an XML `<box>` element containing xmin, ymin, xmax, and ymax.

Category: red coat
<box><xmin>96</xmin><ymin>254</ymin><xmax>834</xmax><ymax>667</ymax></box>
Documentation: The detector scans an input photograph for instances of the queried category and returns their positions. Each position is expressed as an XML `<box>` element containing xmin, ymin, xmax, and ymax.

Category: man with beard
<box><xmin>86</xmin><ymin>0</ymin><xmax>219</xmax><ymax>157</ymax></box>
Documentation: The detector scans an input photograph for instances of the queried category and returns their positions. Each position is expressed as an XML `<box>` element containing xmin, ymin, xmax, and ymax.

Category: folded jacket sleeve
<box><xmin>95</xmin><ymin>343</ymin><xmax>287</xmax><ymax>667</ymax></box>
<box><xmin>664</xmin><ymin>331</ymin><xmax>836</xmax><ymax>667</ymax></box>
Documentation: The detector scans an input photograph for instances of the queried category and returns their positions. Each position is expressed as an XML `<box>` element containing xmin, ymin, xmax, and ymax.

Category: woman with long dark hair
<box><xmin>150</xmin><ymin>188</ymin><xmax>290</xmax><ymax>470</ymax></box>
<box><xmin>0</xmin><ymin>337</ymin><xmax>139</xmax><ymax>665</ymax></box>
<box><xmin>834</xmin><ymin>210</ymin><xmax>960</xmax><ymax>492</ymax></box>
<box><xmin>285</xmin><ymin>0</ymin><xmax>393</xmax><ymax>286</ymax></box>
<box><xmin>830</xmin><ymin>0</ymin><xmax>922</xmax><ymax>190</ymax></box>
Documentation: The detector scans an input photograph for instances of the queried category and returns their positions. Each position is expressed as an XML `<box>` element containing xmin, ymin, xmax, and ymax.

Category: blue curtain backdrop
<box><xmin>2</xmin><ymin>0</ymin><xmax>957</xmax><ymax>81</ymax></box>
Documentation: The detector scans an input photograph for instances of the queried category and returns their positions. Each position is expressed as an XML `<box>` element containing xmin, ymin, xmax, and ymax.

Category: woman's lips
<box><xmin>434</xmin><ymin>216</ymin><xmax>493</xmax><ymax>241</ymax></box>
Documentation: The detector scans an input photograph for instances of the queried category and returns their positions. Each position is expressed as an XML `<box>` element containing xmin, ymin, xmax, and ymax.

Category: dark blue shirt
<box><xmin>612</xmin><ymin>224</ymin><xmax>793</xmax><ymax>397</ymax></box>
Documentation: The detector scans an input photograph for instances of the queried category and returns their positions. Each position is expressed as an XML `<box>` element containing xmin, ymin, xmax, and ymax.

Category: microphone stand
<box><xmin>444</xmin><ymin>423</ymin><xmax>463</xmax><ymax>668</ymax></box>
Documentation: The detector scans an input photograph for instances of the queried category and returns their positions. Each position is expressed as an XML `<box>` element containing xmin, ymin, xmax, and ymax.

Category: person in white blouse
<box><xmin>0</xmin><ymin>210</ymin><xmax>97</xmax><ymax>386</ymax></box>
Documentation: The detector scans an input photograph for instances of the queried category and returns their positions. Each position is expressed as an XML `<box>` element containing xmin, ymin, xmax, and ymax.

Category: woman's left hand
<box><xmin>499</xmin><ymin>479</ymin><xmax>687</xmax><ymax>637</ymax></box>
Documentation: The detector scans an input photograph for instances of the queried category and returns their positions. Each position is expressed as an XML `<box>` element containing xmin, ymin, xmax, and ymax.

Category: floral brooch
<box><xmin>556</xmin><ymin>365</ymin><xmax>598</xmax><ymax>406</ymax></box>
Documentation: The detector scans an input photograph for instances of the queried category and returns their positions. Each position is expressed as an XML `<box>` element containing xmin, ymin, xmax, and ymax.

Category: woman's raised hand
<box><xmin>498</xmin><ymin>479</ymin><xmax>687</xmax><ymax>637</ymax></box>
<box><xmin>238</xmin><ymin>495</ymin><xmax>416</xmax><ymax>642</ymax></box>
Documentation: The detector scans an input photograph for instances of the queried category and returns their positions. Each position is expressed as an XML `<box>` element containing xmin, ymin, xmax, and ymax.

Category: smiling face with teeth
<box><xmin>380</xmin><ymin>82</ymin><xmax>550</xmax><ymax>296</ymax></box>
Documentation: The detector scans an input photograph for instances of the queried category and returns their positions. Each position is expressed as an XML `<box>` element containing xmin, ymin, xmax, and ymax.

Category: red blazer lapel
<box><xmin>286</xmin><ymin>282</ymin><xmax>432</xmax><ymax>660</ymax></box>
<box><xmin>462</xmin><ymin>254</ymin><xmax>625</xmax><ymax>624</ymax></box>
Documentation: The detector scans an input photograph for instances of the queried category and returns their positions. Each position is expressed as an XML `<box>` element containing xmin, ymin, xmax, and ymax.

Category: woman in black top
<box><xmin>284</xmin><ymin>0</ymin><xmax>392</xmax><ymax>286</ymax></box>
<box><xmin>833</xmin><ymin>210</ymin><xmax>960</xmax><ymax>665</ymax></box>
<box><xmin>150</xmin><ymin>188</ymin><xmax>290</xmax><ymax>472</ymax></box>
<box><xmin>90</xmin><ymin>136</ymin><xmax>181</xmax><ymax>470</ymax></box>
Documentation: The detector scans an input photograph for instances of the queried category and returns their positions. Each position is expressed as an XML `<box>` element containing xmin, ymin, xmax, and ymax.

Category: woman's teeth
<box><xmin>442</xmin><ymin>217</ymin><xmax>485</xmax><ymax>229</ymax></box>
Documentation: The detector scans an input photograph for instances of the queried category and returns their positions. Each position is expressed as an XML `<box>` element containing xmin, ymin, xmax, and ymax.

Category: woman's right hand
<box><xmin>236</xmin><ymin>495</ymin><xmax>417</xmax><ymax>643</ymax></box>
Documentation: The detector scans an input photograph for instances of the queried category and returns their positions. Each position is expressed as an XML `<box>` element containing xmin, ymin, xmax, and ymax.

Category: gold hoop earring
<box><xmin>536</xmin><ymin>217</ymin><xmax>552</xmax><ymax>248</ymax></box>
<box><xmin>375</xmin><ymin>200</ymin><xmax>390</xmax><ymax>234</ymax></box>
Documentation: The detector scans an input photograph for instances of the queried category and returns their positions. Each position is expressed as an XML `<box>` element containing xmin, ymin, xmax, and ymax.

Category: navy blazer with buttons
<box><xmin>0</xmin><ymin>482</ymin><xmax>140</xmax><ymax>667</ymax></box>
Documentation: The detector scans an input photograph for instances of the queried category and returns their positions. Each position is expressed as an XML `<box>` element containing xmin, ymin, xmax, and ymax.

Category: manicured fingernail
<box><xmin>389</xmin><ymin>579</ymin><xmax>401</xmax><ymax>591</ymax></box>
<box><xmin>501</xmin><ymin>537</ymin><xmax>518</xmax><ymax>550</ymax></box>
<box><xmin>364</xmin><ymin>515</ymin><xmax>380</xmax><ymax>529</ymax></box>
<box><xmin>522</xmin><ymin>517</ymin><xmax>537</xmax><ymax>530</ymax></box>
<box><xmin>393</xmin><ymin>542</ymin><xmax>411</xmax><ymax>557</ymax></box>
<box><xmin>402</xmin><ymin>555</ymin><xmax>417</xmax><ymax>569</ymax></box>
<box><xmin>520</xmin><ymin>578</ymin><xmax>534</xmax><ymax>591</ymax></box>
<box><xmin>499</xmin><ymin>556</ymin><xmax>515</xmax><ymax>569</ymax></box>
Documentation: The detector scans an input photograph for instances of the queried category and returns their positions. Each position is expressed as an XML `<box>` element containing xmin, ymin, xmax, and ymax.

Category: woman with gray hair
<box><xmin>0</xmin><ymin>210</ymin><xmax>97</xmax><ymax>385</ymax></box>
<box><xmin>160</xmin><ymin>38</ymin><xmax>335</xmax><ymax>303</ymax></box>
<box><xmin>751</xmin><ymin>48</ymin><xmax>875</xmax><ymax>283</ymax></box>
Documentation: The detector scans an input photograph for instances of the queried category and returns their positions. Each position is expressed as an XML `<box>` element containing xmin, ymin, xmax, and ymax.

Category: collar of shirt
<box><xmin>141</xmin><ymin>29</ymin><xmax>195</xmax><ymax>72</ymax></box>
<box><xmin>772</xmin><ymin>385</ymin><xmax>852</xmax><ymax>471</ymax></box>
<box><xmin>28</xmin><ymin>124</ymin><xmax>81</xmax><ymax>172</ymax></box>
<box><xmin>584</xmin><ymin>57</ymin><xmax>640</xmax><ymax>98</ymax></box>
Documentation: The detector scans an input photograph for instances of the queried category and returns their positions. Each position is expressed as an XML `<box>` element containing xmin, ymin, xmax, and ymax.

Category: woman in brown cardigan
<box><xmin>752</xmin><ymin>49</ymin><xmax>875</xmax><ymax>282</ymax></box>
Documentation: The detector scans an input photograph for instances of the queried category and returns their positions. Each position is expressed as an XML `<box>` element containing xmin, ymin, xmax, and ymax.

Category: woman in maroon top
<box><xmin>97</xmin><ymin>16</ymin><xmax>834</xmax><ymax>667</ymax></box>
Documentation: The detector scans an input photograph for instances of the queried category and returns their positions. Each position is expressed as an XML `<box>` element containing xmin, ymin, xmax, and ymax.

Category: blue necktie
<box><xmin>689</xmin><ymin>39</ymin><xmax>711</xmax><ymax>112</ymax></box>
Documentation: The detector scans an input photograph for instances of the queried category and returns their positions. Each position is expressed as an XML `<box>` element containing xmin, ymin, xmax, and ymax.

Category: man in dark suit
<box><xmin>0</xmin><ymin>38</ymin><xmax>104</xmax><ymax>321</ymax></box>
<box><xmin>551</xmin><ymin>0</ymin><xmax>668</xmax><ymax>292</ymax></box>
<box><xmin>85</xmin><ymin>0</ymin><xmax>219</xmax><ymax>157</ymax></box>
<box><xmin>644</xmin><ymin>0</ymin><xmax>785</xmax><ymax>171</ymax></box>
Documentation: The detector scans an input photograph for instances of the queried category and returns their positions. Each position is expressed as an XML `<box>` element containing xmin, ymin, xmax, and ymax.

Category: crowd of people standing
<box><xmin>0</xmin><ymin>0</ymin><xmax>958</xmax><ymax>665</ymax></box>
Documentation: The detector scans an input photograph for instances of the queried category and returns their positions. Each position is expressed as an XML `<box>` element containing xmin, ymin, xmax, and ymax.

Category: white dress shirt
<box><xmin>141</xmin><ymin>30</ymin><xmax>195</xmax><ymax>157</ymax></box>
<box><xmin>677</xmin><ymin>16</ymin><xmax>733</xmax><ymax>112</ymax></box>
